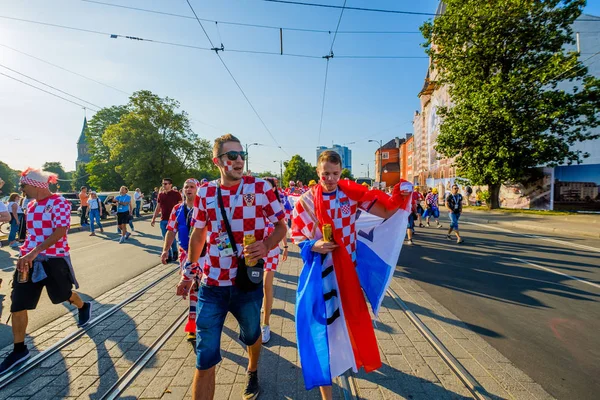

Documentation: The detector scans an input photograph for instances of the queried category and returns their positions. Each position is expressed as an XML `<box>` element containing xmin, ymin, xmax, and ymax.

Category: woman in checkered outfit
<box><xmin>261</xmin><ymin>178</ymin><xmax>289</xmax><ymax>344</ymax></box>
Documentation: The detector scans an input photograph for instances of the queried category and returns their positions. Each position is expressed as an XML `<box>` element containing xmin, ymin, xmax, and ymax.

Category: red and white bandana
<box><xmin>20</xmin><ymin>168</ymin><xmax>58</xmax><ymax>189</ymax></box>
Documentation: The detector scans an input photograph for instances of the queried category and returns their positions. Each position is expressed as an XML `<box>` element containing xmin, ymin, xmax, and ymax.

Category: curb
<box><xmin>462</xmin><ymin>216</ymin><xmax>600</xmax><ymax>239</ymax></box>
<box><xmin>0</xmin><ymin>214</ymin><xmax>153</xmax><ymax>246</ymax></box>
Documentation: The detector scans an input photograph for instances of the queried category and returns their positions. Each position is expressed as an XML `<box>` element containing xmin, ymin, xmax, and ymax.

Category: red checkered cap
<box><xmin>20</xmin><ymin>168</ymin><xmax>58</xmax><ymax>189</ymax></box>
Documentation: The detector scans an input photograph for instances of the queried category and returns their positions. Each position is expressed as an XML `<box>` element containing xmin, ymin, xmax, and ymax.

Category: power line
<box><xmin>546</xmin><ymin>50</ymin><xmax>600</xmax><ymax>82</ymax></box>
<box><xmin>0</xmin><ymin>72</ymin><xmax>98</xmax><ymax>111</ymax></box>
<box><xmin>78</xmin><ymin>0</ymin><xmax>421</xmax><ymax>34</ymax></box>
<box><xmin>0</xmin><ymin>43</ymin><xmax>130</xmax><ymax>95</ymax></box>
<box><xmin>185</xmin><ymin>0</ymin><xmax>289</xmax><ymax>156</ymax></box>
<box><xmin>0</xmin><ymin>14</ymin><xmax>425</xmax><ymax>60</ymax></box>
<box><xmin>0</xmin><ymin>42</ymin><xmax>225</xmax><ymax>133</ymax></box>
<box><xmin>317</xmin><ymin>1</ymin><xmax>346</xmax><ymax>147</ymax></box>
<box><xmin>0</xmin><ymin>63</ymin><xmax>103</xmax><ymax>109</ymax></box>
<box><xmin>261</xmin><ymin>0</ymin><xmax>437</xmax><ymax>16</ymax></box>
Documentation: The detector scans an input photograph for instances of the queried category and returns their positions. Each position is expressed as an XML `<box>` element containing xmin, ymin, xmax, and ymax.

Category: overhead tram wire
<box><xmin>185</xmin><ymin>0</ymin><xmax>288</xmax><ymax>156</ymax></box>
<box><xmin>316</xmin><ymin>0</ymin><xmax>347</xmax><ymax>147</ymax></box>
<box><xmin>0</xmin><ymin>15</ymin><xmax>427</xmax><ymax>60</ymax></box>
<box><xmin>78</xmin><ymin>0</ymin><xmax>421</xmax><ymax>34</ymax></box>
<box><xmin>0</xmin><ymin>43</ymin><xmax>129</xmax><ymax>96</ymax></box>
<box><xmin>261</xmin><ymin>0</ymin><xmax>438</xmax><ymax>16</ymax></box>
<box><xmin>0</xmin><ymin>72</ymin><xmax>98</xmax><ymax>111</ymax></box>
<box><xmin>0</xmin><ymin>63</ymin><xmax>103</xmax><ymax>109</ymax></box>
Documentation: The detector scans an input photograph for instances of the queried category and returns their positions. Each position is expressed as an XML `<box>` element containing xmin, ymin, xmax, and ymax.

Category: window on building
<box><xmin>408</xmin><ymin>156</ymin><xmax>412</xmax><ymax>166</ymax></box>
<box><xmin>382</xmin><ymin>152</ymin><xmax>389</xmax><ymax>160</ymax></box>
<box><xmin>408</xmin><ymin>143</ymin><xmax>413</xmax><ymax>152</ymax></box>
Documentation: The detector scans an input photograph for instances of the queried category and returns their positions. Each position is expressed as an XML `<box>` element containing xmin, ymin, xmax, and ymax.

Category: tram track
<box><xmin>0</xmin><ymin>264</ymin><xmax>179</xmax><ymax>390</ymax></box>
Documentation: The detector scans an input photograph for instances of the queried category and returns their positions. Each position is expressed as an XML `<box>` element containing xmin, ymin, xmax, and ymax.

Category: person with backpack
<box><xmin>86</xmin><ymin>191</ymin><xmax>104</xmax><ymax>236</ymax></box>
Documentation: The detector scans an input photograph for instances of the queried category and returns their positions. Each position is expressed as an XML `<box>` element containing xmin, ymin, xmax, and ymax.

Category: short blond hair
<box><xmin>213</xmin><ymin>134</ymin><xmax>241</xmax><ymax>157</ymax></box>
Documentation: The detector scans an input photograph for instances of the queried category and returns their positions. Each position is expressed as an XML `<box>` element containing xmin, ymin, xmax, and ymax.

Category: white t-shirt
<box><xmin>134</xmin><ymin>192</ymin><xmax>143</xmax><ymax>201</ymax></box>
<box><xmin>88</xmin><ymin>198</ymin><xmax>102</xmax><ymax>210</ymax></box>
<box><xmin>0</xmin><ymin>202</ymin><xmax>7</xmax><ymax>213</ymax></box>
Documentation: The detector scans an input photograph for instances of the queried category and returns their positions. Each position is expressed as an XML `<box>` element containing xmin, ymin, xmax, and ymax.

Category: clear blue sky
<box><xmin>1</xmin><ymin>0</ymin><xmax>599</xmax><ymax>179</ymax></box>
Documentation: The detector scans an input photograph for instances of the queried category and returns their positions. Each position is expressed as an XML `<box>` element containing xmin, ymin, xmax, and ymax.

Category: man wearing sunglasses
<box><xmin>151</xmin><ymin>177</ymin><xmax>182</xmax><ymax>262</ymax></box>
<box><xmin>177</xmin><ymin>134</ymin><xmax>287</xmax><ymax>400</ymax></box>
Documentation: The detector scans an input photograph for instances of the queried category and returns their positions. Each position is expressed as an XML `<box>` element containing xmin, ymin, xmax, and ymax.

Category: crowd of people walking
<box><xmin>0</xmin><ymin>134</ymin><xmax>467</xmax><ymax>400</ymax></box>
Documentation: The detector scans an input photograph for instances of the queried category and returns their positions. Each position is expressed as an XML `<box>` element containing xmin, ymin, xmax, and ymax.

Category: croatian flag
<box><xmin>296</xmin><ymin>200</ymin><xmax>410</xmax><ymax>390</ymax></box>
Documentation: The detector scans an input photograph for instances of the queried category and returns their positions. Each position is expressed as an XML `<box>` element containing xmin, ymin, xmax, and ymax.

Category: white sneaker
<box><xmin>119</xmin><ymin>236</ymin><xmax>125</xmax><ymax>244</ymax></box>
<box><xmin>261</xmin><ymin>325</ymin><xmax>271</xmax><ymax>344</ymax></box>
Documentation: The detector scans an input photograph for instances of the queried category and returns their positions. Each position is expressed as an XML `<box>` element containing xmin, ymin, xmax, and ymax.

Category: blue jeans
<box><xmin>160</xmin><ymin>220</ymin><xmax>178</xmax><ymax>258</ymax></box>
<box><xmin>449</xmin><ymin>212</ymin><xmax>460</xmax><ymax>230</ymax></box>
<box><xmin>135</xmin><ymin>201</ymin><xmax>141</xmax><ymax>217</ymax></box>
<box><xmin>89</xmin><ymin>209</ymin><xmax>103</xmax><ymax>233</ymax></box>
<box><xmin>195</xmin><ymin>283</ymin><xmax>263</xmax><ymax>370</ymax></box>
<box><xmin>8</xmin><ymin>218</ymin><xmax>19</xmax><ymax>242</ymax></box>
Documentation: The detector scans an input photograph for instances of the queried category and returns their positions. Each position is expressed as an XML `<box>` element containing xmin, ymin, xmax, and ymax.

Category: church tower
<box><xmin>76</xmin><ymin>117</ymin><xmax>90</xmax><ymax>169</ymax></box>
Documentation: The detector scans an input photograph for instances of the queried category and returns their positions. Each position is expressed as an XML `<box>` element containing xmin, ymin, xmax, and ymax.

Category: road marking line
<box><xmin>463</xmin><ymin>221</ymin><xmax>600</xmax><ymax>253</ymax></box>
<box><xmin>512</xmin><ymin>257</ymin><xmax>600</xmax><ymax>290</ymax></box>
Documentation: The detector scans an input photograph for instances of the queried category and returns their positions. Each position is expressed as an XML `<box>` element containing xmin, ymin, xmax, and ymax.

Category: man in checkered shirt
<box><xmin>176</xmin><ymin>134</ymin><xmax>286</xmax><ymax>400</ymax></box>
<box><xmin>0</xmin><ymin>168</ymin><xmax>92</xmax><ymax>375</ymax></box>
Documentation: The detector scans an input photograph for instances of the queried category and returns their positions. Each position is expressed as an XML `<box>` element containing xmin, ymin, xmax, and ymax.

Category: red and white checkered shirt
<box><xmin>193</xmin><ymin>176</ymin><xmax>285</xmax><ymax>286</ymax></box>
<box><xmin>20</xmin><ymin>194</ymin><xmax>71</xmax><ymax>257</ymax></box>
<box><xmin>291</xmin><ymin>187</ymin><xmax>374</xmax><ymax>263</ymax></box>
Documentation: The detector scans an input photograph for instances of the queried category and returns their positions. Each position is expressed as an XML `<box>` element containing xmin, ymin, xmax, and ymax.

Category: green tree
<box><xmin>86</xmin><ymin>105</ymin><xmax>129</xmax><ymax>191</ymax></box>
<box><xmin>256</xmin><ymin>171</ymin><xmax>277</xmax><ymax>178</ymax></box>
<box><xmin>283</xmin><ymin>155</ymin><xmax>318</xmax><ymax>187</ymax></box>
<box><xmin>0</xmin><ymin>161</ymin><xmax>20</xmax><ymax>196</ymax></box>
<box><xmin>341</xmin><ymin>168</ymin><xmax>353</xmax><ymax>180</ymax></box>
<box><xmin>71</xmin><ymin>163</ymin><xmax>90</xmax><ymax>192</ymax></box>
<box><xmin>421</xmin><ymin>0</ymin><xmax>600</xmax><ymax>209</ymax></box>
<box><xmin>86</xmin><ymin>91</ymin><xmax>214</xmax><ymax>193</ymax></box>
<box><xmin>42</xmin><ymin>162</ymin><xmax>67</xmax><ymax>192</ymax></box>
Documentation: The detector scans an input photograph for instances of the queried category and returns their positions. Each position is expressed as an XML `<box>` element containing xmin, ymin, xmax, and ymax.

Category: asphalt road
<box><xmin>0</xmin><ymin>218</ymin><xmax>168</xmax><ymax>349</ymax></box>
<box><xmin>400</xmin><ymin>217</ymin><xmax>600</xmax><ymax>400</ymax></box>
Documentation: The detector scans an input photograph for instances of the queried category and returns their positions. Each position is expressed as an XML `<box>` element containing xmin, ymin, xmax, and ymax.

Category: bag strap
<box><xmin>217</xmin><ymin>185</ymin><xmax>239</xmax><ymax>257</ymax></box>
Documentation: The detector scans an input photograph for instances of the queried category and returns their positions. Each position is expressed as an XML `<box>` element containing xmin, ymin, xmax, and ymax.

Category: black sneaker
<box><xmin>78</xmin><ymin>302</ymin><xmax>92</xmax><ymax>327</ymax></box>
<box><xmin>243</xmin><ymin>370</ymin><xmax>260</xmax><ymax>400</ymax></box>
<box><xmin>447</xmin><ymin>235</ymin><xmax>453</xmax><ymax>241</ymax></box>
<box><xmin>0</xmin><ymin>348</ymin><xmax>30</xmax><ymax>375</ymax></box>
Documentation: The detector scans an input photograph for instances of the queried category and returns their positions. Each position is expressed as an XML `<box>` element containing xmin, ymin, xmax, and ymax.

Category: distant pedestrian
<box><xmin>261</xmin><ymin>178</ymin><xmax>289</xmax><ymax>344</ymax></box>
<box><xmin>7</xmin><ymin>193</ymin><xmax>23</xmax><ymax>248</ymax></box>
<box><xmin>114</xmin><ymin>186</ymin><xmax>133</xmax><ymax>244</ymax></box>
<box><xmin>151</xmin><ymin>178</ymin><xmax>182</xmax><ymax>262</ymax></box>
<box><xmin>78</xmin><ymin>186</ymin><xmax>89</xmax><ymax>226</ymax></box>
<box><xmin>413</xmin><ymin>186</ymin><xmax>425</xmax><ymax>227</ymax></box>
<box><xmin>18</xmin><ymin>194</ymin><xmax>30</xmax><ymax>241</ymax></box>
<box><xmin>151</xmin><ymin>187</ymin><xmax>159</xmax><ymax>212</ymax></box>
<box><xmin>162</xmin><ymin>178</ymin><xmax>204</xmax><ymax>342</ymax></box>
<box><xmin>87</xmin><ymin>191</ymin><xmax>104</xmax><ymax>236</ymax></box>
<box><xmin>446</xmin><ymin>185</ymin><xmax>464</xmax><ymax>244</ymax></box>
<box><xmin>178</xmin><ymin>134</ymin><xmax>287</xmax><ymax>400</ymax></box>
<box><xmin>134</xmin><ymin>188</ymin><xmax>143</xmax><ymax>218</ymax></box>
<box><xmin>423</xmin><ymin>188</ymin><xmax>443</xmax><ymax>228</ymax></box>
<box><xmin>125</xmin><ymin>188</ymin><xmax>135</xmax><ymax>231</ymax></box>
<box><xmin>0</xmin><ymin>168</ymin><xmax>91</xmax><ymax>375</ymax></box>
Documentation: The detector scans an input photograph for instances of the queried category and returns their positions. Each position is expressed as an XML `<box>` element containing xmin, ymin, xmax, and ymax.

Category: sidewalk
<box><xmin>0</xmin><ymin>213</ymin><xmax>152</xmax><ymax>245</ymax></box>
<box><xmin>461</xmin><ymin>208</ymin><xmax>600</xmax><ymax>239</ymax></box>
<box><xmin>0</xmin><ymin>245</ymin><xmax>554</xmax><ymax>399</ymax></box>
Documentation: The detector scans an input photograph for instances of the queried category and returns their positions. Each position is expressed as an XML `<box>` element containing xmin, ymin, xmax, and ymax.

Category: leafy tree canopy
<box><xmin>421</xmin><ymin>0</ymin><xmax>600</xmax><ymax>208</ymax></box>
<box><xmin>0</xmin><ymin>161</ymin><xmax>20</xmax><ymax>196</ymax></box>
<box><xmin>86</xmin><ymin>90</ymin><xmax>214</xmax><ymax>193</ymax></box>
<box><xmin>341</xmin><ymin>168</ymin><xmax>353</xmax><ymax>180</ymax></box>
<box><xmin>42</xmin><ymin>162</ymin><xmax>67</xmax><ymax>192</ymax></box>
<box><xmin>283</xmin><ymin>155</ymin><xmax>318</xmax><ymax>187</ymax></box>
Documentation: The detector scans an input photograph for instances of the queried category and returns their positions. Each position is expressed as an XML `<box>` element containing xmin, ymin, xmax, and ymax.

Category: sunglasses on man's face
<box><xmin>218</xmin><ymin>151</ymin><xmax>247</xmax><ymax>161</ymax></box>
<box><xmin>162</xmin><ymin>182</ymin><xmax>172</xmax><ymax>186</ymax></box>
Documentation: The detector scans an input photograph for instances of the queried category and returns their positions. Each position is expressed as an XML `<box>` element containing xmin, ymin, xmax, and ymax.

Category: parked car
<box><xmin>58</xmin><ymin>193</ymin><xmax>81</xmax><ymax>213</ymax></box>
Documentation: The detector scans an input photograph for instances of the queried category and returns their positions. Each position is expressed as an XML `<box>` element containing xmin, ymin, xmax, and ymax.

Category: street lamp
<box><xmin>245</xmin><ymin>142</ymin><xmax>263</xmax><ymax>172</ymax></box>
<box><xmin>274</xmin><ymin>160</ymin><xmax>288</xmax><ymax>183</ymax></box>
<box><xmin>368</xmin><ymin>139</ymin><xmax>383</xmax><ymax>183</ymax></box>
<box><xmin>360</xmin><ymin>163</ymin><xmax>370</xmax><ymax>178</ymax></box>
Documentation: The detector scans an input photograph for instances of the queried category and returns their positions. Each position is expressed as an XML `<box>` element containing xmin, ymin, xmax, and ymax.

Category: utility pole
<box><xmin>361</xmin><ymin>163</ymin><xmax>370</xmax><ymax>178</ymax></box>
<box><xmin>274</xmin><ymin>160</ymin><xmax>287</xmax><ymax>183</ymax></box>
<box><xmin>368</xmin><ymin>139</ymin><xmax>383</xmax><ymax>184</ymax></box>
<box><xmin>245</xmin><ymin>142</ymin><xmax>262</xmax><ymax>173</ymax></box>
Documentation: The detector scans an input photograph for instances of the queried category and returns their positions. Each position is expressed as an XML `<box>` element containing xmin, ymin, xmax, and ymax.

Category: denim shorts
<box><xmin>449</xmin><ymin>212</ymin><xmax>460</xmax><ymax>229</ymax></box>
<box><xmin>195</xmin><ymin>283</ymin><xmax>263</xmax><ymax>370</ymax></box>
